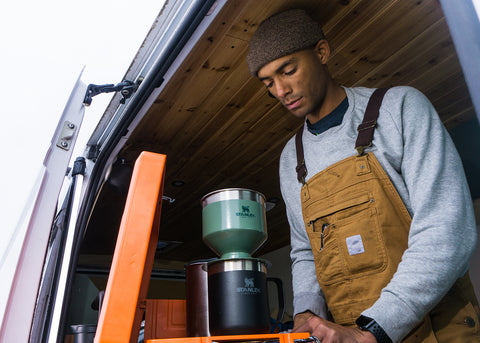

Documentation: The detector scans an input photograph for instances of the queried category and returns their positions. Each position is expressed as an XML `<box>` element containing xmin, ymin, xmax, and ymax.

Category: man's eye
<box><xmin>285</xmin><ymin>67</ymin><xmax>297</xmax><ymax>75</ymax></box>
<box><xmin>265</xmin><ymin>82</ymin><xmax>273</xmax><ymax>89</ymax></box>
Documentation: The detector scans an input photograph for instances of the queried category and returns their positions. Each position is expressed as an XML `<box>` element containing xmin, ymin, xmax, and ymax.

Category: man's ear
<box><xmin>314</xmin><ymin>40</ymin><xmax>331</xmax><ymax>64</ymax></box>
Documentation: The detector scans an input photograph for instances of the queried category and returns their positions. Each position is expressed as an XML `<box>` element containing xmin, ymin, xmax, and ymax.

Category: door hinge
<box><xmin>83</xmin><ymin>78</ymin><xmax>142</xmax><ymax>106</ymax></box>
<box><xmin>56</xmin><ymin>121</ymin><xmax>77</xmax><ymax>151</ymax></box>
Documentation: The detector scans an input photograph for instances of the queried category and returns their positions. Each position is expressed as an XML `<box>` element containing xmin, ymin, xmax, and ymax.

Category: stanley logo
<box><xmin>236</xmin><ymin>205</ymin><xmax>255</xmax><ymax>217</ymax></box>
<box><xmin>236</xmin><ymin>277</ymin><xmax>261</xmax><ymax>294</ymax></box>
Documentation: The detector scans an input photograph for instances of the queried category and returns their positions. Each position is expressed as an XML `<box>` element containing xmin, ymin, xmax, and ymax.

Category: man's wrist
<box><xmin>356</xmin><ymin>315</ymin><xmax>392</xmax><ymax>343</ymax></box>
<box><xmin>294</xmin><ymin>311</ymin><xmax>315</xmax><ymax>321</ymax></box>
<box><xmin>293</xmin><ymin>311</ymin><xmax>315</xmax><ymax>329</ymax></box>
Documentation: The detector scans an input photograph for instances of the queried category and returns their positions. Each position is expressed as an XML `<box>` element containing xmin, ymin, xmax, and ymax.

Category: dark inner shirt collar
<box><xmin>306</xmin><ymin>97</ymin><xmax>349</xmax><ymax>135</ymax></box>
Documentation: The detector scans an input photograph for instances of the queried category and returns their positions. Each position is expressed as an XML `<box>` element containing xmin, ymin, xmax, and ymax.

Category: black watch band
<box><xmin>356</xmin><ymin>315</ymin><xmax>392</xmax><ymax>343</ymax></box>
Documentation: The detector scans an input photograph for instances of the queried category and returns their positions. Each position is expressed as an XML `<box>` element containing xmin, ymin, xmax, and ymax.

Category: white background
<box><xmin>0</xmin><ymin>1</ymin><xmax>164</xmax><ymax>237</ymax></box>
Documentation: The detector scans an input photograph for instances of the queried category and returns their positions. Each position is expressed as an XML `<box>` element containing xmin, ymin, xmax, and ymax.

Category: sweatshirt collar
<box><xmin>306</xmin><ymin>97</ymin><xmax>349</xmax><ymax>135</ymax></box>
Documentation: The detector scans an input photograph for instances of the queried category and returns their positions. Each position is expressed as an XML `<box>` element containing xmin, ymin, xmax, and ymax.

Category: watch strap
<box><xmin>356</xmin><ymin>315</ymin><xmax>392</xmax><ymax>343</ymax></box>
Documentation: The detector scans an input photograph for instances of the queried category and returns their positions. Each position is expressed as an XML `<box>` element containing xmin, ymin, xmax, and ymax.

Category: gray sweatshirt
<box><xmin>279</xmin><ymin>86</ymin><xmax>477</xmax><ymax>342</ymax></box>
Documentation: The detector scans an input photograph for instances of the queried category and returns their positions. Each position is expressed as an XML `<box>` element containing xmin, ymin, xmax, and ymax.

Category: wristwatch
<box><xmin>356</xmin><ymin>315</ymin><xmax>392</xmax><ymax>343</ymax></box>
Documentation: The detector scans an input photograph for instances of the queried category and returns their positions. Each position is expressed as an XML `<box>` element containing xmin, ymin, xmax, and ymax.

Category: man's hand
<box><xmin>293</xmin><ymin>311</ymin><xmax>316</xmax><ymax>331</ymax></box>
<box><xmin>292</xmin><ymin>313</ymin><xmax>377</xmax><ymax>343</ymax></box>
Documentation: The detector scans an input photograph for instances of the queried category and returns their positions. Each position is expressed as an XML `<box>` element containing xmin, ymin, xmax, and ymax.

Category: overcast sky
<box><xmin>0</xmin><ymin>1</ymin><xmax>163</xmax><ymax>238</ymax></box>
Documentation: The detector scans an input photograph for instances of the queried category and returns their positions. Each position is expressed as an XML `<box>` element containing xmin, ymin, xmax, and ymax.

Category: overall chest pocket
<box><xmin>306</xmin><ymin>192</ymin><xmax>387</xmax><ymax>285</ymax></box>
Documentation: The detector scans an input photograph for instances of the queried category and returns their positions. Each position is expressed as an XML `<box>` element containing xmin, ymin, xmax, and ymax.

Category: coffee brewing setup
<box><xmin>185</xmin><ymin>188</ymin><xmax>284</xmax><ymax>337</ymax></box>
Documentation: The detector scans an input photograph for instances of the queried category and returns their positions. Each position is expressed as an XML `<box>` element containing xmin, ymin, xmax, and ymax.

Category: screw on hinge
<box><xmin>56</xmin><ymin>121</ymin><xmax>77</xmax><ymax>151</ymax></box>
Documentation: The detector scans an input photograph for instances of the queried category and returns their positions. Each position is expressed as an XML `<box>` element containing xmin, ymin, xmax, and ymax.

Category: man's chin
<box><xmin>287</xmin><ymin>107</ymin><xmax>308</xmax><ymax>119</ymax></box>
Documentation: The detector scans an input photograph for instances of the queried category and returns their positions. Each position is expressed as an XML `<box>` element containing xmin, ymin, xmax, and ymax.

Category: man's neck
<box><xmin>307</xmin><ymin>83</ymin><xmax>346</xmax><ymax>124</ymax></box>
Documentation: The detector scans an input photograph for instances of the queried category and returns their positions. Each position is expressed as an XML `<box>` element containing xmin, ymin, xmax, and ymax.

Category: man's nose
<box><xmin>274</xmin><ymin>80</ymin><xmax>291</xmax><ymax>99</ymax></box>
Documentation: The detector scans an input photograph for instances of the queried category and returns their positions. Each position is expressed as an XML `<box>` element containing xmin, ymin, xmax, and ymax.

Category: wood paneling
<box><xmin>83</xmin><ymin>0</ymin><xmax>476</xmax><ymax>265</ymax></box>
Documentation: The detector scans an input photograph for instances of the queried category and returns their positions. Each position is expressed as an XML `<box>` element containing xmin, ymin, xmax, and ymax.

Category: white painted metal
<box><xmin>0</xmin><ymin>167</ymin><xmax>46</xmax><ymax>324</ymax></box>
<box><xmin>0</xmin><ymin>72</ymin><xmax>87</xmax><ymax>343</ymax></box>
<box><xmin>47</xmin><ymin>171</ymin><xmax>85</xmax><ymax>343</ymax></box>
<box><xmin>440</xmin><ymin>0</ymin><xmax>480</xmax><ymax>122</ymax></box>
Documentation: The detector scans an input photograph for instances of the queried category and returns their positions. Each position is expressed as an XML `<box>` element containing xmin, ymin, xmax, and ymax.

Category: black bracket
<box><xmin>83</xmin><ymin>79</ymin><xmax>141</xmax><ymax>106</ymax></box>
<box><xmin>72</xmin><ymin>157</ymin><xmax>86</xmax><ymax>176</ymax></box>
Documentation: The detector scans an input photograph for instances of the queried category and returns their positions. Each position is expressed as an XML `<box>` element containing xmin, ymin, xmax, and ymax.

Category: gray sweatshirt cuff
<box><xmin>362</xmin><ymin>292</ymin><xmax>420</xmax><ymax>343</ymax></box>
<box><xmin>293</xmin><ymin>292</ymin><xmax>328</xmax><ymax>319</ymax></box>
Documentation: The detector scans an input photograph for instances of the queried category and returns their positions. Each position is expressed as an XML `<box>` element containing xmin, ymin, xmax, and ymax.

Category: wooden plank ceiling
<box><xmin>82</xmin><ymin>0</ymin><xmax>475</xmax><ymax>265</ymax></box>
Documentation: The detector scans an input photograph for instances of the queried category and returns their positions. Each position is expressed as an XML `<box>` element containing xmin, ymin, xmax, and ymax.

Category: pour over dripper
<box><xmin>201</xmin><ymin>188</ymin><xmax>267</xmax><ymax>259</ymax></box>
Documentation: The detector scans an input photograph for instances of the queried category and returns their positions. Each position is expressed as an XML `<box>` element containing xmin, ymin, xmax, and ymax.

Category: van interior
<box><xmin>58</xmin><ymin>0</ymin><xmax>480</xmax><ymax>341</ymax></box>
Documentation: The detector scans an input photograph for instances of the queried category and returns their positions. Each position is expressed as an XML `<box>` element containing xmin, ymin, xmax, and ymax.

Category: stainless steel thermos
<box><xmin>185</xmin><ymin>258</ymin><xmax>284</xmax><ymax>336</ymax></box>
<box><xmin>188</xmin><ymin>188</ymin><xmax>283</xmax><ymax>336</ymax></box>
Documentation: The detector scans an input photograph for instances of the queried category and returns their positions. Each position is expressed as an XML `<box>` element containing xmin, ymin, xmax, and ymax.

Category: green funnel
<box><xmin>201</xmin><ymin>188</ymin><xmax>267</xmax><ymax>259</ymax></box>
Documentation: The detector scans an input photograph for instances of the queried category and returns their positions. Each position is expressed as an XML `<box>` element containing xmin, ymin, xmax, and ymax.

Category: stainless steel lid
<box><xmin>201</xmin><ymin>188</ymin><xmax>266</xmax><ymax>208</ymax></box>
<box><xmin>207</xmin><ymin>258</ymin><xmax>268</xmax><ymax>275</ymax></box>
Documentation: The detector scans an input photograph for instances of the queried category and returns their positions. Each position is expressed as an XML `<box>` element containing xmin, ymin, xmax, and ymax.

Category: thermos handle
<box><xmin>266</xmin><ymin>277</ymin><xmax>285</xmax><ymax>325</ymax></box>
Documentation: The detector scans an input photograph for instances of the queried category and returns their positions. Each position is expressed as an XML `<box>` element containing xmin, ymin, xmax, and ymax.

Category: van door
<box><xmin>0</xmin><ymin>71</ymin><xmax>87</xmax><ymax>343</ymax></box>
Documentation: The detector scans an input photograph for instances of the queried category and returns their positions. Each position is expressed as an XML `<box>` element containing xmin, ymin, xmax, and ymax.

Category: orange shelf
<box><xmin>146</xmin><ymin>332</ymin><xmax>310</xmax><ymax>343</ymax></box>
<box><xmin>93</xmin><ymin>152</ymin><xmax>304</xmax><ymax>343</ymax></box>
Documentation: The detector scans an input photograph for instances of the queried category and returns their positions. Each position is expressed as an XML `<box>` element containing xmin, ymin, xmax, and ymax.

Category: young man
<box><xmin>246</xmin><ymin>9</ymin><xmax>479</xmax><ymax>343</ymax></box>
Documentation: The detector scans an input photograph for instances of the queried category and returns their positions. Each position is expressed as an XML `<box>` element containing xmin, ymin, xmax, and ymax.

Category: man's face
<box><xmin>257</xmin><ymin>43</ymin><xmax>330</xmax><ymax>122</ymax></box>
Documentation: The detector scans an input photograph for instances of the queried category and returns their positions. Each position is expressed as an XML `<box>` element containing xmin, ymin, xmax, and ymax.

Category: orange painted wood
<box><xmin>144</xmin><ymin>300</ymin><xmax>187</xmax><ymax>340</ymax></box>
<box><xmin>94</xmin><ymin>152</ymin><xmax>167</xmax><ymax>343</ymax></box>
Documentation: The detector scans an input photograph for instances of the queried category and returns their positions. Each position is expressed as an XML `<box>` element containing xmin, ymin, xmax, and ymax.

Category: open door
<box><xmin>0</xmin><ymin>71</ymin><xmax>88</xmax><ymax>343</ymax></box>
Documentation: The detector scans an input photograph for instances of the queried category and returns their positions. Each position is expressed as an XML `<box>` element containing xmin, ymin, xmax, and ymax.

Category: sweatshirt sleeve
<box><xmin>280</xmin><ymin>142</ymin><xmax>328</xmax><ymax>320</ymax></box>
<box><xmin>362</xmin><ymin>87</ymin><xmax>477</xmax><ymax>342</ymax></box>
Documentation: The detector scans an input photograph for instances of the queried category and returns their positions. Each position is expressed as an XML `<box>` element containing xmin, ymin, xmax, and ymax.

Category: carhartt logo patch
<box><xmin>346</xmin><ymin>234</ymin><xmax>365</xmax><ymax>255</ymax></box>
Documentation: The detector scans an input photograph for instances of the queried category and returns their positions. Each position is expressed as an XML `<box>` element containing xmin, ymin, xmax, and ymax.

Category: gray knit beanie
<box><xmin>247</xmin><ymin>9</ymin><xmax>326</xmax><ymax>76</ymax></box>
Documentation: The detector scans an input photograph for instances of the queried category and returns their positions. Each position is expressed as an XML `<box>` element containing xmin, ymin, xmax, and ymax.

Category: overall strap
<box><xmin>295</xmin><ymin>125</ymin><xmax>307</xmax><ymax>184</ymax></box>
<box><xmin>295</xmin><ymin>88</ymin><xmax>390</xmax><ymax>183</ymax></box>
<box><xmin>355</xmin><ymin>88</ymin><xmax>389</xmax><ymax>155</ymax></box>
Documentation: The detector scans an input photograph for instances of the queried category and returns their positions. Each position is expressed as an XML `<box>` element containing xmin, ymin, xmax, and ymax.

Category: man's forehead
<box><xmin>257</xmin><ymin>55</ymin><xmax>299</xmax><ymax>79</ymax></box>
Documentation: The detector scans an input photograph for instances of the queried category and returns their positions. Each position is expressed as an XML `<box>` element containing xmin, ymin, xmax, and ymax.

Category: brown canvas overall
<box><xmin>295</xmin><ymin>88</ymin><xmax>480</xmax><ymax>342</ymax></box>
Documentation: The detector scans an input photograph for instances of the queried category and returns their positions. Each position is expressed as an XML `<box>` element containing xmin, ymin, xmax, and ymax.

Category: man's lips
<box><xmin>284</xmin><ymin>97</ymin><xmax>302</xmax><ymax>110</ymax></box>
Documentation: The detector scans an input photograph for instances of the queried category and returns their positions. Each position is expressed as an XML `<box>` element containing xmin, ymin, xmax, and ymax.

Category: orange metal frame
<box><xmin>93</xmin><ymin>151</ymin><xmax>309</xmax><ymax>343</ymax></box>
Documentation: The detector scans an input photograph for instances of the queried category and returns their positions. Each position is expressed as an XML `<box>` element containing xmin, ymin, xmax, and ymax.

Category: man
<box><xmin>246</xmin><ymin>9</ymin><xmax>479</xmax><ymax>343</ymax></box>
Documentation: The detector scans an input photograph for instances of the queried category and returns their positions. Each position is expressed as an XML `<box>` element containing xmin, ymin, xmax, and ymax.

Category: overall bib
<box><xmin>295</xmin><ymin>88</ymin><xmax>480</xmax><ymax>342</ymax></box>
